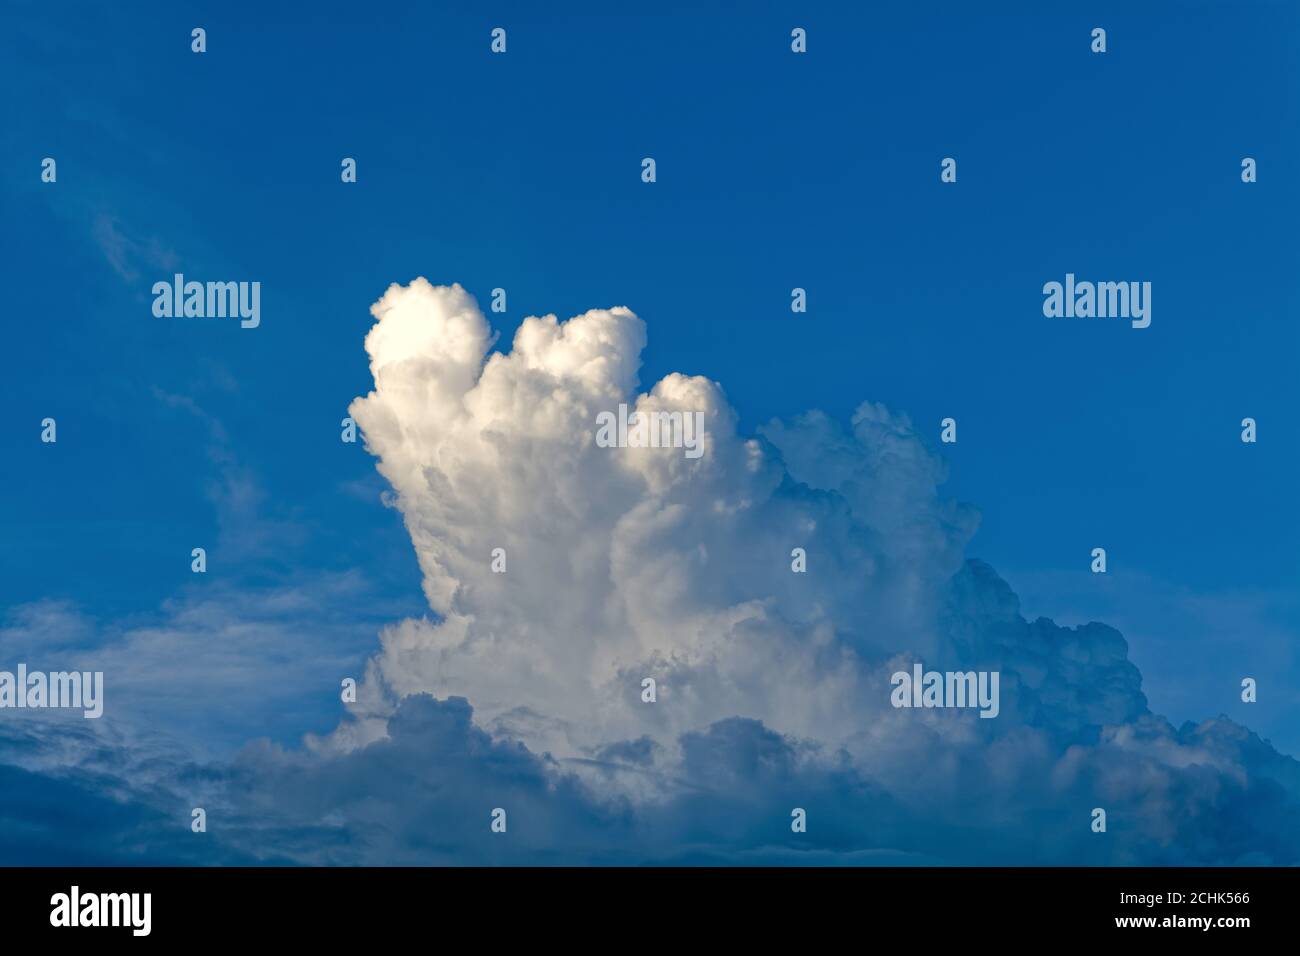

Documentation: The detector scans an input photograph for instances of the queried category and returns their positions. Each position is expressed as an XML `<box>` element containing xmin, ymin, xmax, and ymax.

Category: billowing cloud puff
<box><xmin>341</xmin><ymin>280</ymin><xmax>976</xmax><ymax>760</ymax></box>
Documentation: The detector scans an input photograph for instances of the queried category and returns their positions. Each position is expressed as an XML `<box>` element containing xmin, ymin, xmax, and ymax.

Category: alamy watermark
<box><xmin>152</xmin><ymin>273</ymin><xmax>261</xmax><ymax>328</ymax></box>
<box><xmin>890</xmin><ymin>662</ymin><xmax>1000</xmax><ymax>718</ymax></box>
<box><xmin>595</xmin><ymin>403</ymin><xmax>705</xmax><ymax>459</ymax></box>
<box><xmin>0</xmin><ymin>665</ymin><xmax>103</xmax><ymax>718</ymax></box>
<box><xmin>50</xmin><ymin>886</ymin><xmax>150</xmax><ymax>936</ymax></box>
<box><xmin>1043</xmin><ymin>273</ymin><xmax>1151</xmax><ymax>328</ymax></box>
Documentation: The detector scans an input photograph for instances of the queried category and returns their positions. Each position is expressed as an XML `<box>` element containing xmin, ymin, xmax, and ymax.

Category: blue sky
<box><xmin>1</xmin><ymin>1</ymin><xmax>1297</xmax><ymax>864</ymax></box>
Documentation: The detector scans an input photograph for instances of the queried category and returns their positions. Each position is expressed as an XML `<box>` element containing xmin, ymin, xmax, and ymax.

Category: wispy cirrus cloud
<box><xmin>92</xmin><ymin>213</ymin><xmax>178</xmax><ymax>284</ymax></box>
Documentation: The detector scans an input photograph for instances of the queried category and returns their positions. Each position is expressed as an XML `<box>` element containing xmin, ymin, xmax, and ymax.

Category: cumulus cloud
<box><xmin>6</xmin><ymin>278</ymin><xmax>1295</xmax><ymax>864</ymax></box>
<box><xmin>259</xmin><ymin>277</ymin><xmax>1294</xmax><ymax>864</ymax></box>
<box><xmin>338</xmin><ymin>280</ymin><xmax>975</xmax><ymax>761</ymax></box>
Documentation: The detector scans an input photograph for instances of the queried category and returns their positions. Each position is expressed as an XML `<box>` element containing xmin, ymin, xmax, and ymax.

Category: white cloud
<box><xmin>341</xmin><ymin>281</ymin><xmax>971</xmax><ymax>769</ymax></box>
<box><xmin>335</xmin><ymin>281</ymin><xmax>1157</xmax><ymax>813</ymax></box>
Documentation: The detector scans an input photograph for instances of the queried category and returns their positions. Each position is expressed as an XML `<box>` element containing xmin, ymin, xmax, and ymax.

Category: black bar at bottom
<box><xmin>1</xmin><ymin>866</ymin><xmax>1291</xmax><ymax>941</ymax></box>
